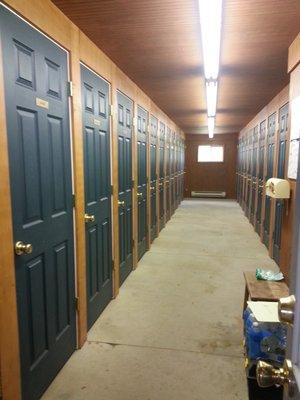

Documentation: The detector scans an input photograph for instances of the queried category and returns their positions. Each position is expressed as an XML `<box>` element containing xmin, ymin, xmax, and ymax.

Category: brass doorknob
<box><xmin>278</xmin><ymin>295</ymin><xmax>295</xmax><ymax>325</ymax></box>
<box><xmin>15</xmin><ymin>241</ymin><xmax>33</xmax><ymax>256</ymax></box>
<box><xmin>137</xmin><ymin>192</ymin><xmax>143</xmax><ymax>198</ymax></box>
<box><xmin>256</xmin><ymin>360</ymin><xmax>295</xmax><ymax>396</ymax></box>
<box><xmin>118</xmin><ymin>200</ymin><xmax>125</xmax><ymax>206</ymax></box>
<box><xmin>84</xmin><ymin>213</ymin><xmax>95</xmax><ymax>223</ymax></box>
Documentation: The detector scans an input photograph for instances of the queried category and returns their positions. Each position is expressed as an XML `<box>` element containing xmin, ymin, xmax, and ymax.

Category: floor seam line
<box><xmin>86</xmin><ymin>339</ymin><xmax>244</xmax><ymax>360</ymax></box>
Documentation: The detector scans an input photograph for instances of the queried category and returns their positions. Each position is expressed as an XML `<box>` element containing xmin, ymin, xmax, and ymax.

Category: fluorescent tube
<box><xmin>208</xmin><ymin>116</ymin><xmax>215</xmax><ymax>138</ymax></box>
<box><xmin>198</xmin><ymin>0</ymin><xmax>223</xmax><ymax>79</ymax></box>
<box><xmin>206</xmin><ymin>80</ymin><xmax>218</xmax><ymax>117</ymax></box>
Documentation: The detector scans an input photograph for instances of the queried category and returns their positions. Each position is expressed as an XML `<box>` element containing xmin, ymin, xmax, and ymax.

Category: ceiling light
<box><xmin>208</xmin><ymin>116</ymin><xmax>215</xmax><ymax>139</ymax></box>
<box><xmin>198</xmin><ymin>0</ymin><xmax>223</xmax><ymax>79</ymax></box>
<box><xmin>206</xmin><ymin>80</ymin><xmax>218</xmax><ymax>117</ymax></box>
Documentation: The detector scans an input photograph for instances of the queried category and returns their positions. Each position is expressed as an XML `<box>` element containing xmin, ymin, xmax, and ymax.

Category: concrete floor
<box><xmin>43</xmin><ymin>199</ymin><xmax>279</xmax><ymax>400</ymax></box>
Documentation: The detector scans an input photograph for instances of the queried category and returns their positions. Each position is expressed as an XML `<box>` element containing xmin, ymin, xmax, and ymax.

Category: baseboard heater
<box><xmin>191</xmin><ymin>191</ymin><xmax>226</xmax><ymax>198</ymax></box>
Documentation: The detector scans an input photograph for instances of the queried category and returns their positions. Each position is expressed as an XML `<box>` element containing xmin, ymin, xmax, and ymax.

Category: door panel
<box><xmin>81</xmin><ymin>65</ymin><xmax>113</xmax><ymax>329</ymax></box>
<box><xmin>263</xmin><ymin>113</ymin><xmax>276</xmax><ymax>248</ymax></box>
<box><xmin>165</xmin><ymin>127</ymin><xmax>171</xmax><ymax>221</ymax></box>
<box><xmin>117</xmin><ymin>91</ymin><xmax>133</xmax><ymax>284</ymax></box>
<box><xmin>170</xmin><ymin>131</ymin><xmax>176</xmax><ymax>214</ymax></box>
<box><xmin>150</xmin><ymin>115</ymin><xmax>158</xmax><ymax>241</ymax></box>
<box><xmin>0</xmin><ymin>7</ymin><xmax>76</xmax><ymax>399</ymax></box>
<box><xmin>256</xmin><ymin>120</ymin><xmax>266</xmax><ymax>234</ymax></box>
<box><xmin>137</xmin><ymin>106</ymin><xmax>148</xmax><ymax>260</ymax></box>
<box><xmin>159</xmin><ymin>122</ymin><xmax>166</xmax><ymax>228</ymax></box>
<box><xmin>273</xmin><ymin>103</ymin><xmax>289</xmax><ymax>264</ymax></box>
<box><xmin>250</xmin><ymin>126</ymin><xmax>258</xmax><ymax>224</ymax></box>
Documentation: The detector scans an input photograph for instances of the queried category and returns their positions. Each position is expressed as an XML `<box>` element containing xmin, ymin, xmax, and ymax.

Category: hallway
<box><xmin>43</xmin><ymin>199</ymin><xmax>278</xmax><ymax>400</ymax></box>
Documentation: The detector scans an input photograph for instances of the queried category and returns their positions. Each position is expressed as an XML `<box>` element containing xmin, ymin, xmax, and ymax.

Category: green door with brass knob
<box><xmin>165</xmin><ymin>127</ymin><xmax>171</xmax><ymax>222</ymax></box>
<box><xmin>150</xmin><ymin>115</ymin><xmax>158</xmax><ymax>241</ymax></box>
<box><xmin>273</xmin><ymin>103</ymin><xmax>289</xmax><ymax>264</ymax></box>
<box><xmin>263</xmin><ymin>112</ymin><xmax>276</xmax><ymax>248</ymax></box>
<box><xmin>255</xmin><ymin>120</ymin><xmax>266</xmax><ymax>234</ymax></box>
<box><xmin>137</xmin><ymin>106</ymin><xmax>148</xmax><ymax>260</ymax></box>
<box><xmin>159</xmin><ymin>122</ymin><xmax>166</xmax><ymax>229</ymax></box>
<box><xmin>81</xmin><ymin>64</ymin><xmax>113</xmax><ymax>329</ymax></box>
<box><xmin>0</xmin><ymin>6</ymin><xmax>76</xmax><ymax>399</ymax></box>
<box><xmin>117</xmin><ymin>91</ymin><xmax>133</xmax><ymax>284</ymax></box>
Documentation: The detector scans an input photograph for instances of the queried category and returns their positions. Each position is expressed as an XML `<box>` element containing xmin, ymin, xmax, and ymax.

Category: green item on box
<box><xmin>256</xmin><ymin>268</ymin><xmax>284</xmax><ymax>281</ymax></box>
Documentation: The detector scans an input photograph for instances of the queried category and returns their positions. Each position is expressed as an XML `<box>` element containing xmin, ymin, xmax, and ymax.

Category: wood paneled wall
<box><xmin>237</xmin><ymin>85</ymin><xmax>295</xmax><ymax>280</ymax></box>
<box><xmin>0</xmin><ymin>1</ymin><xmax>185</xmax><ymax>399</ymax></box>
<box><xmin>184</xmin><ymin>133</ymin><xmax>238</xmax><ymax>199</ymax></box>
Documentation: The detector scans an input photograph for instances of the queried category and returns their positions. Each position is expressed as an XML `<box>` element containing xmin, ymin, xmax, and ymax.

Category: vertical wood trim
<box><xmin>0</xmin><ymin>29</ymin><xmax>22</xmax><ymax>400</ymax></box>
<box><xmin>70</xmin><ymin>26</ymin><xmax>87</xmax><ymax>348</ymax></box>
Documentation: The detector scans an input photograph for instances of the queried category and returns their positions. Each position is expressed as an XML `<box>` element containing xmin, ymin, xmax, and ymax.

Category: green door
<box><xmin>263</xmin><ymin>112</ymin><xmax>276</xmax><ymax>248</ymax></box>
<box><xmin>137</xmin><ymin>106</ymin><xmax>148</xmax><ymax>260</ymax></box>
<box><xmin>255</xmin><ymin>120</ymin><xmax>266</xmax><ymax>234</ymax></box>
<box><xmin>246</xmin><ymin>132</ymin><xmax>252</xmax><ymax>217</ymax></box>
<box><xmin>159</xmin><ymin>123</ymin><xmax>166</xmax><ymax>228</ymax></box>
<box><xmin>170</xmin><ymin>132</ymin><xmax>176</xmax><ymax>215</ymax></box>
<box><xmin>150</xmin><ymin>115</ymin><xmax>158</xmax><ymax>241</ymax></box>
<box><xmin>250</xmin><ymin>126</ymin><xmax>258</xmax><ymax>225</ymax></box>
<box><xmin>81</xmin><ymin>65</ymin><xmax>113</xmax><ymax>329</ymax></box>
<box><xmin>165</xmin><ymin>127</ymin><xmax>171</xmax><ymax>222</ymax></box>
<box><xmin>117</xmin><ymin>91</ymin><xmax>133</xmax><ymax>284</ymax></box>
<box><xmin>273</xmin><ymin>103</ymin><xmax>289</xmax><ymax>264</ymax></box>
<box><xmin>0</xmin><ymin>6</ymin><xmax>76</xmax><ymax>399</ymax></box>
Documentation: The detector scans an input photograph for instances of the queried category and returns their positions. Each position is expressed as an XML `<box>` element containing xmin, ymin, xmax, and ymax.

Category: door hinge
<box><xmin>72</xmin><ymin>194</ymin><xmax>76</xmax><ymax>207</ymax></box>
<box><xmin>110</xmin><ymin>185</ymin><xmax>114</xmax><ymax>195</ymax></box>
<box><xmin>74</xmin><ymin>297</ymin><xmax>79</xmax><ymax>311</ymax></box>
<box><xmin>112</xmin><ymin>259</ymin><xmax>115</xmax><ymax>270</ymax></box>
<box><xmin>67</xmin><ymin>81</ymin><xmax>73</xmax><ymax>97</ymax></box>
<box><xmin>109</xmin><ymin>104</ymin><xmax>114</xmax><ymax>117</ymax></box>
<box><xmin>132</xmin><ymin>239</ymin><xmax>135</xmax><ymax>248</ymax></box>
<box><xmin>132</xmin><ymin>179</ymin><xmax>135</xmax><ymax>188</ymax></box>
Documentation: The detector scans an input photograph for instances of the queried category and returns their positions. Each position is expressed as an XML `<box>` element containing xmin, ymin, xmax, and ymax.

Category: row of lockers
<box><xmin>236</xmin><ymin>101</ymin><xmax>289</xmax><ymax>265</ymax></box>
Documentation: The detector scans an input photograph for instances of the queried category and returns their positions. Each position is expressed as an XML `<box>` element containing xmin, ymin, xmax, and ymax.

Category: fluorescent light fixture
<box><xmin>206</xmin><ymin>80</ymin><xmax>218</xmax><ymax>117</ymax></box>
<box><xmin>208</xmin><ymin>116</ymin><xmax>215</xmax><ymax>139</ymax></box>
<box><xmin>198</xmin><ymin>0</ymin><xmax>223</xmax><ymax>79</ymax></box>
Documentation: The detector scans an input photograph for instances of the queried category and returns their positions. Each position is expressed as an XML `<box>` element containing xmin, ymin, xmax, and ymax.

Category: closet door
<box><xmin>159</xmin><ymin>122</ymin><xmax>166</xmax><ymax>229</ymax></box>
<box><xmin>117</xmin><ymin>91</ymin><xmax>133</xmax><ymax>284</ymax></box>
<box><xmin>250</xmin><ymin>126</ymin><xmax>258</xmax><ymax>225</ymax></box>
<box><xmin>255</xmin><ymin>120</ymin><xmax>266</xmax><ymax>234</ymax></box>
<box><xmin>273</xmin><ymin>103</ymin><xmax>289</xmax><ymax>264</ymax></box>
<box><xmin>150</xmin><ymin>115</ymin><xmax>158</xmax><ymax>241</ymax></box>
<box><xmin>0</xmin><ymin>7</ymin><xmax>76</xmax><ymax>399</ymax></box>
<box><xmin>81</xmin><ymin>65</ymin><xmax>113</xmax><ymax>329</ymax></box>
<box><xmin>137</xmin><ymin>106</ymin><xmax>148</xmax><ymax>260</ymax></box>
<box><xmin>165</xmin><ymin>127</ymin><xmax>171</xmax><ymax>222</ymax></box>
<box><xmin>263</xmin><ymin>112</ymin><xmax>276</xmax><ymax>248</ymax></box>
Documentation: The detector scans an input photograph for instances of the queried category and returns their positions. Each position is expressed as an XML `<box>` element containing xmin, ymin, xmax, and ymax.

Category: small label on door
<box><xmin>94</xmin><ymin>118</ymin><xmax>101</xmax><ymax>126</ymax></box>
<box><xmin>36</xmin><ymin>98</ymin><xmax>49</xmax><ymax>109</ymax></box>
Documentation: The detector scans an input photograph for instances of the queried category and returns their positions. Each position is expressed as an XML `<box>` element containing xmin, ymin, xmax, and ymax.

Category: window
<box><xmin>197</xmin><ymin>145</ymin><xmax>224</xmax><ymax>162</ymax></box>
